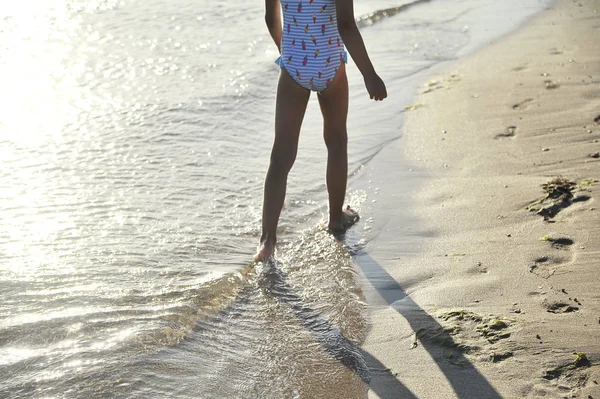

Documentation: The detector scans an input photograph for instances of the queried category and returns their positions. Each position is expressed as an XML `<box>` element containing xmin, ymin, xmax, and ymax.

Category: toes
<box><xmin>345</xmin><ymin>205</ymin><xmax>357</xmax><ymax>214</ymax></box>
<box><xmin>343</xmin><ymin>207</ymin><xmax>359</xmax><ymax>223</ymax></box>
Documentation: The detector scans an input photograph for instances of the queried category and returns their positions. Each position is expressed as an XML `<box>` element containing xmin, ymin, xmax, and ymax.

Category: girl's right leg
<box><xmin>255</xmin><ymin>68</ymin><xmax>310</xmax><ymax>261</ymax></box>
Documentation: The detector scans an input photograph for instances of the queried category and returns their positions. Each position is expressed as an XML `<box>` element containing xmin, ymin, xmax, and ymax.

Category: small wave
<box><xmin>356</xmin><ymin>0</ymin><xmax>434</xmax><ymax>28</ymax></box>
<box><xmin>116</xmin><ymin>226</ymin><xmax>371</xmax><ymax>398</ymax></box>
<box><xmin>128</xmin><ymin>267</ymin><xmax>253</xmax><ymax>348</ymax></box>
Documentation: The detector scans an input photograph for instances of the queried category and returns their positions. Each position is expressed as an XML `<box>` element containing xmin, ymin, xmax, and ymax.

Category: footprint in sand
<box><xmin>526</xmin><ymin>177</ymin><xmax>592</xmax><ymax>219</ymax></box>
<box><xmin>547</xmin><ymin>237</ymin><xmax>574</xmax><ymax>250</ymax></box>
<box><xmin>495</xmin><ymin>126</ymin><xmax>517</xmax><ymax>139</ymax></box>
<box><xmin>541</xmin><ymin>285</ymin><xmax>582</xmax><ymax>315</ymax></box>
<box><xmin>435</xmin><ymin>311</ymin><xmax>515</xmax><ymax>365</ymax></box>
<box><xmin>529</xmin><ymin>237</ymin><xmax>575</xmax><ymax>279</ymax></box>
<box><xmin>512</xmin><ymin>98</ymin><xmax>534</xmax><ymax>110</ymax></box>
<box><xmin>542</xmin><ymin>352</ymin><xmax>590</xmax><ymax>381</ymax></box>
<box><xmin>542</xmin><ymin>299</ymin><xmax>580</xmax><ymax>314</ymax></box>
<box><xmin>544</xmin><ymin>80</ymin><xmax>560</xmax><ymax>90</ymax></box>
<box><xmin>529</xmin><ymin>255</ymin><xmax>566</xmax><ymax>279</ymax></box>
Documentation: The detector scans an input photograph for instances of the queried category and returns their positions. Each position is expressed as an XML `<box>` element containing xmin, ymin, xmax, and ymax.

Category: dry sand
<box><xmin>357</xmin><ymin>0</ymin><xmax>600</xmax><ymax>398</ymax></box>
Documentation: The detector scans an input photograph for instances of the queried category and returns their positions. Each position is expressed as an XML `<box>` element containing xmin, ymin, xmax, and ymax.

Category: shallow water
<box><xmin>1</xmin><ymin>0</ymin><xmax>552</xmax><ymax>397</ymax></box>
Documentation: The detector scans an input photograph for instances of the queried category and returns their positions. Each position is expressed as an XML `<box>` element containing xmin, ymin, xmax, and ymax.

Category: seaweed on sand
<box><xmin>525</xmin><ymin>177</ymin><xmax>595</xmax><ymax>218</ymax></box>
<box><xmin>543</xmin><ymin>352</ymin><xmax>591</xmax><ymax>380</ymax></box>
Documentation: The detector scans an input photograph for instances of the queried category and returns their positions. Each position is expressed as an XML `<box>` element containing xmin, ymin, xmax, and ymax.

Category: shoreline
<box><xmin>354</xmin><ymin>0</ymin><xmax>600</xmax><ymax>397</ymax></box>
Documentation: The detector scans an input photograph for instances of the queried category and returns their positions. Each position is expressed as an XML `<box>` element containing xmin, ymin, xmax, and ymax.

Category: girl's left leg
<box><xmin>316</xmin><ymin>63</ymin><xmax>358</xmax><ymax>232</ymax></box>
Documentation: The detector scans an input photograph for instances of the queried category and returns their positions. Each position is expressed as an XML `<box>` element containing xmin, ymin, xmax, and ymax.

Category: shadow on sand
<box><xmin>354</xmin><ymin>251</ymin><xmax>502</xmax><ymax>399</ymax></box>
<box><xmin>258</xmin><ymin>253</ymin><xmax>502</xmax><ymax>399</ymax></box>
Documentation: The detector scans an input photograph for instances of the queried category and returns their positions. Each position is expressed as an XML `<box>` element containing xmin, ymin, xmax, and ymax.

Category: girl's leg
<box><xmin>255</xmin><ymin>68</ymin><xmax>310</xmax><ymax>261</ymax></box>
<box><xmin>316</xmin><ymin>63</ymin><xmax>357</xmax><ymax>231</ymax></box>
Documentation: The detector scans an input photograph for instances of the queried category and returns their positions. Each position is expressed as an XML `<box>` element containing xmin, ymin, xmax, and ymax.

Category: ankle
<box><xmin>328</xmin><ymin>211</ymin><xmax>343</xmax><ymax>226</ymax></box>
<box><xmin>260</xmin><ymin>234</ymin><xmax>276</xmax><ymax>247</ymax></box>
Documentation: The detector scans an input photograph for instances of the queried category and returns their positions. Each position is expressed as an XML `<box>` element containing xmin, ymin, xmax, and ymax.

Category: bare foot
<box><xmin>328</xmin><ymin>206</ymin><xmax>360</xmax><ymax>233</ymax></box>
<box><xmin>254</xmin><ymin>240</ymin><xmax>275</xmax><ymax>262</ymax></box>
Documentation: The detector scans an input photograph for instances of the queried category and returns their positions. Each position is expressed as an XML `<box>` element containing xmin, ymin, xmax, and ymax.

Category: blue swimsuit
<box><xmin>275</xmin><ymin>0</ymin><xmax>347</xmax><ymax>92</ymax></box>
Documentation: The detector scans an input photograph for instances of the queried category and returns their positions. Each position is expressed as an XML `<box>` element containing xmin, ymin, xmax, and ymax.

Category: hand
<box><xmin>364</xmin><ymin>73</ymin><xmax>387</xmax><ymax>101</ymax></box>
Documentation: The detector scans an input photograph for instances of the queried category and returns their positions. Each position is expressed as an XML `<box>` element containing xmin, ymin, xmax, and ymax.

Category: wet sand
<box><xmin>356</xmin><ymin>0</ymin><xmax>600</xmax><ymax>397</ymax></box>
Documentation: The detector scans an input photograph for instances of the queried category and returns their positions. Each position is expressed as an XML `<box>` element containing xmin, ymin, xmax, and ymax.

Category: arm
<box><xmin>265</xmin><ymin>0</ymin><xmax>282</xmax><ymax>53</ymax></box>
<box><xmin>336</xmin><ymin>0</ymin><xmax>387</xmax><ymax>100</ymax></box>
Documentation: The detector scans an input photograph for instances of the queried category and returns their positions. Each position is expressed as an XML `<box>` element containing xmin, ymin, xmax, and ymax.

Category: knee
<box><xmin>324</xmin><ymin>129</ymin><xmax>347</xmax><ymax>152</ymax></box>
<box><xmin>269</xmin><ymin>150</ymin><xmax>296</xmax><ymax>175</ymax></box>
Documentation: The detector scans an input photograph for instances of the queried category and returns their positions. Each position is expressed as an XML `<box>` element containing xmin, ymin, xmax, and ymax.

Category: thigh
<box><xmin>273</xmin><ymin>67</ymin><xmax>311</xmax><ymax>153</ymax></box>
<box><xmin>316</xmin><ymin>63</ymin><xmax>349</xmax><ymax>132</ymax></box>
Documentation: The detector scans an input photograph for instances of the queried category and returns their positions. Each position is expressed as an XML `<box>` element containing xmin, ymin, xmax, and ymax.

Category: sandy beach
<box><xmin>356</xmin><ymin>0</ymin><xmax>600</xmax><ymax>397</ymax></box>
